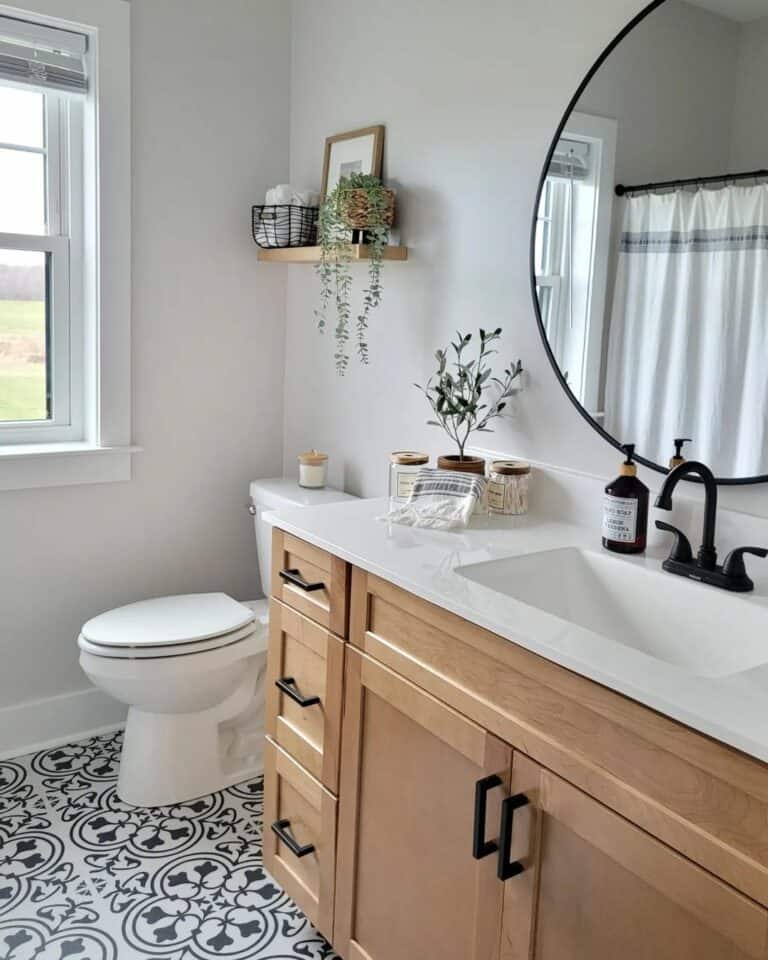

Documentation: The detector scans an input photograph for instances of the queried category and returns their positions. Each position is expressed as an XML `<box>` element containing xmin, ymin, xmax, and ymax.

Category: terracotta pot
<box><xmin>437</xmin><ymin>454</ymin><xmax>486</xmax><ymax>476</ymax></box>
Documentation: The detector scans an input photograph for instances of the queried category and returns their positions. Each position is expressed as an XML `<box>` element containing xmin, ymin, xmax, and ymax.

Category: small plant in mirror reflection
<box><xmin>415</xmin><ymin>329</ymin><xmax>523</xmax><ymax>460</ymax></box>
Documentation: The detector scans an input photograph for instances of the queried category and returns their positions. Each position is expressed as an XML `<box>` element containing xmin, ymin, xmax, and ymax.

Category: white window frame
<box><xmin>563</xmin><ymin>112</ymin><xmax>617</xmax><ymax>416</ymax></box>
<box><xmin>535</xmin><ymin>178</ymin><xmax>569</xmax><ymax>366</ymax></box>
<box><xmin>0</xmin><ymin>0</ymin><xmax>134</xmax><ymax>491</ymax></box>
<box><xmin>535</xmin><ymin>112</ymin><xmax>617</xmax><ymax>415</ymax></box>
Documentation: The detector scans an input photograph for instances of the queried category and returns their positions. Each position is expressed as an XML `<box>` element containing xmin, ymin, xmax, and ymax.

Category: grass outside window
<box><xmin>0</xmin><ymin>299</ymin><xmax>47</xmax><ymax>423</ymax></box>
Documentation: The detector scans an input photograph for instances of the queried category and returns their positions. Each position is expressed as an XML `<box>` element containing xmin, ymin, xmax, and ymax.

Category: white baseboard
<box><xmin>0</xmin><ymin>686</ymin><xmax>127</xmax><ymax>760</ymax></box>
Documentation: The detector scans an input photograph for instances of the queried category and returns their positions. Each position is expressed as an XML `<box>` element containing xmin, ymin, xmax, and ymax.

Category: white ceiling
<box><xmin>684</xmin><ymin>0</ymin><xmax>768</xmax><ymax>21</ymax></box>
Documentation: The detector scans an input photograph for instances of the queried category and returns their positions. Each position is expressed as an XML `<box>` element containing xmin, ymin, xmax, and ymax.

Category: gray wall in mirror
<box><xmin>535</xmin><ymin>0</ymin><xmax>768</xmax><ymax>481</ymax></box>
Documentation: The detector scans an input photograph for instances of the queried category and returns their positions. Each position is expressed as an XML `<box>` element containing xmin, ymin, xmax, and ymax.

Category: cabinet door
<box><xmin>501</xmin><ymin>753</ymin><xmax>768</xmax><ymax>960</ymax></box>
<box><xmin>334</xmin><ymin>648</ymin><xmax>512</xmax><ymax>960</ymax></box>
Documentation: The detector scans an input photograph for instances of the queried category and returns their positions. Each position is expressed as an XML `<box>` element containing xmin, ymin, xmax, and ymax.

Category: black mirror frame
<box><xmin>529</xmin><ymin>0</ymin><xmax>768</xmax><ymax>486</ymax></box>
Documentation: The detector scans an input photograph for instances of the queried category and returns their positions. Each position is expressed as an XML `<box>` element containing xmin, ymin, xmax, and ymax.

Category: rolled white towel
<box><xmin>265</xmin><ymin>184</ymin><xmax>320</xmax><ymax>207</ymax></box>
<box><xmin>293</xmin><ymin>189</ymin><xmax>320</xmax><ymax>207</ymax></box>
<box><xmin>265</xmin><ymin>184</ymin><xmax>292</xmax><ymax>205</ymax></box>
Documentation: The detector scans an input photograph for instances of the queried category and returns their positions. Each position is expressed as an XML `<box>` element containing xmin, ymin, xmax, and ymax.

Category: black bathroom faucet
<box><xmin>654</xmin><ymin>460</ymin><xmax>767</xmax><ymax>593</ymax></box>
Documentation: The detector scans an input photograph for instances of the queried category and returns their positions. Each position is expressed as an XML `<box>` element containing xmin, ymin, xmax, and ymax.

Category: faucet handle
<box><xmin>722</xmin><ymin>547</ymin><xmax>768</xmax><ymax>591</ymax></box>
<box><xmin>655</xmin><ymin>521</ymin><xmax>693</xmax><ymax>563</ymax></box>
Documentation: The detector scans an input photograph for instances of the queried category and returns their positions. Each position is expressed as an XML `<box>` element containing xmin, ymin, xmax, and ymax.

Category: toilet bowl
<box><xmin>78</xmin><ymin>593</ymin><xmax>269</xmax><ymax>807</ymax></box>
<box><xmin>79</xmin><ymin>477</ymin><xmax>356</xmax><ymax>808</ymax></box>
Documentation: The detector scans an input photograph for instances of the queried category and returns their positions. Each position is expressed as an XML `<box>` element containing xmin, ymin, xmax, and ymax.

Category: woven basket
<box><xmin>341</xmin><ymin>188</ymin><xmax>396</xmax><ymax>230</ymax></box>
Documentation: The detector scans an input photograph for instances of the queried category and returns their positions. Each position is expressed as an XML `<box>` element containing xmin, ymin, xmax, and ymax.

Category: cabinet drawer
<box><xmin>263</xmin><ymin>737</ymin><xmax>337</xmax><ymax>941</ymax></box>
<box><xmin>272</xmin><ymin>529</ymin><xmax>348</xmax><ymax>635</ymax></box>
<box><xmin>265</xmin><ymin>599</ymin><xmax>344</xmax><ymax>792</ymax></box>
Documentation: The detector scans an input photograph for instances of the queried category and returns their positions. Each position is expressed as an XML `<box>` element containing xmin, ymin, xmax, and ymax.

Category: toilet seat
<box><xmin>78</xmin><ymin>620</ymin><xmax>262</xmax><ymax>659</ymax></box>
<box><xmin>78</xmin><ymin>593</ymin><xmax>265</xmax><ymax>660</ymax></box>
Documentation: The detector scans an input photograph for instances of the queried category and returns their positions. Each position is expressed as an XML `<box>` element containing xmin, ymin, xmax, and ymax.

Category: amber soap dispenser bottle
<box><xmin>602</xmin><ymin>444</ymin><xmax>649</xmax><ymax>554</ymax></box>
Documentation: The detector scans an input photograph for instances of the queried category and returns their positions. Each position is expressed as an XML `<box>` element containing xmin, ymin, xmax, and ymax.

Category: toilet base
<box><xmin>116</xmin><ymin>710</ymin><xmax>262</xmax><ymax>807</ymax></box>
<box><xmin>116</xmin><ymin>658</ymin><xmax>267</xmax><ymax>808</ymax></box>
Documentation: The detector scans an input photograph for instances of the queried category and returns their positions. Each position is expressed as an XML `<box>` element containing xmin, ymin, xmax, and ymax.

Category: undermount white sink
<box><xmin>455</xmin><ymin>547</ymin><xmax>768</xmax><ymax>679</ymax></box>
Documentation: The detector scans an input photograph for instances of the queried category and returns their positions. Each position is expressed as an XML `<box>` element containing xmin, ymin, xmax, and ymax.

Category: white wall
<box><xmin>0</xmin><ymin>0</ymin><xmax>290</xmax><ymax>752</ymax></box>
<box><xmin>730</xmin><ymin>14</ymin><xmax>768</xmax><ymax>169</ymax></box>
<box><xmin>284</xmin><ymin>0</ymin><xmax>768</xmax><ymax>517</ymax></box>
<box><xmin>578</xmin><ymin>1</ymin><xmax>738</xmax><ymax>188</ymax></box>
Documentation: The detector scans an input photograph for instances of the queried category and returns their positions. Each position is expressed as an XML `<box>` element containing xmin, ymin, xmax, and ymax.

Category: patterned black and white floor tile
<box><xmin>0</xmin><ymin>731</ymin><xmax>339</xmax><ymax>960</ymax></box>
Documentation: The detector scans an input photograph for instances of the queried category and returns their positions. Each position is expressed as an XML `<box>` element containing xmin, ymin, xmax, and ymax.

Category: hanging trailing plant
<box><xmin>315</xmin><ymin>173</ymin><xmax>394</xmax><ymax>374</ymax></box>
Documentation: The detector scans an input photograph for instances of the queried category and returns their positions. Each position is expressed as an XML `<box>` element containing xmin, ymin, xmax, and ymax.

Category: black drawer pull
<box><xmin>473</xmin><ymin>774</ymin><xmax>503</xmax><ymax>860</ymax></box>
<box><xmin>271</xmin><ymin>819</ymin><xmax>315</xmax><ymax>858</ymax></box>
<box><xmin>275</xmin><ymin>677</ymin><xmax>321</xmax><ymax>708</ymax></box>
<box><xmin>498</xmin><ymin>793</ymin><xmax>530</xmax><ymax>880</ymax></box>
<box><xmin>279</xmin><ymin>568</ymin><xmax>325</xmax><ymax>592</ymax></box>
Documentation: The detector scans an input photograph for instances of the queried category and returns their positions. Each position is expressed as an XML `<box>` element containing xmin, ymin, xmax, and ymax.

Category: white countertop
<box><xmin>266</xmin><ymin>497</ymin><xmax>768</xmax><ymax>763</ymax></box>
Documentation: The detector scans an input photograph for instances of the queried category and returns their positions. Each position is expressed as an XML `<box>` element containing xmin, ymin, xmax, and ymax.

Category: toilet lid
<box><xmin>81</xmin><ymin>593</ymin><xmax>256</xmax><ymax>649</ymax></box>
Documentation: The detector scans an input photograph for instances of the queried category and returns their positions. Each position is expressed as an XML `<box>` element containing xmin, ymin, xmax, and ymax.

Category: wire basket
<box><xmin>252</xmin><ymin>204</ymin><xmax>318</xmax><ymax>248</ymax></box>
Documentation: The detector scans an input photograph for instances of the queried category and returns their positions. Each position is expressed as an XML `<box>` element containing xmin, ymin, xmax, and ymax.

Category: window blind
<box><xmin>549</xmin><ymin>138</ymin><xmax>590</xmax><ymax>181</ymax></box>
<box><xmin>0</xmin><ymin>15</ymin><xmax>88</xmax><ymax>93</ymax></box>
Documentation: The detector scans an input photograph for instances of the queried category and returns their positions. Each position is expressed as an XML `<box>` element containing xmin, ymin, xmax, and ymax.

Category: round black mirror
<box><xmin>532</xmin><ymin>0</ymin><xmax>768</xmax><ymax>484</ymax></box>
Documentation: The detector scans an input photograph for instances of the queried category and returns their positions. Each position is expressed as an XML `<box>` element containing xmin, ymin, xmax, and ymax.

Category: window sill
<box><xmin>0</xmin><ymin>443</ymin><xmax>141</xmax><ymax>491</ymax></box>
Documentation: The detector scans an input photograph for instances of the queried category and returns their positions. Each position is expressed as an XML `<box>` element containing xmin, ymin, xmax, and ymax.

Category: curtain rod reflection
<box><xmin>615</xmin><ymin>169</ymin><xmax>768</xmax><ymax>197</ymax></box>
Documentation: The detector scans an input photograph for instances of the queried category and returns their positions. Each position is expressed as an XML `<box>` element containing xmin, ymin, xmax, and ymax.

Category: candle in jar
<box><xmin>298</xmin><ymin>450</ymin><xmax>328</xmax><ymax>488</ymax></box>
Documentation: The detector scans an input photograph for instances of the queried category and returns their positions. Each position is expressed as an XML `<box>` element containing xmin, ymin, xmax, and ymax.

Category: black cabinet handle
<box><xmin>279</xmin><ymin>568</ymin><xmax>325</xmax><ymax>592</ymax></box>
<box><xmin>275</xmin><ymin>677</ymin><xmax>320</xmax><ymax>708</ymax></box>
<box><xmin>497</xmin><ymin>793</ymin><xmax>530</xmax><ymax>881</ymax></box>
<box><xmin>271</xmin><ymin>819</ymin><xmax>315</xmax><ymax>858</ymax></box>
<box><xmin>473</xmin><ymin>774</ymin><xmax>503</xmax><ymax>860</ymax></box>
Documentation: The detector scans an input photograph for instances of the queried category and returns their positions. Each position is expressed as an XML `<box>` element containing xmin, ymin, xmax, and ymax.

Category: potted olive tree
<box><xmin>415</xmin><ymin>328</ymin><xmax>523</xmax><ymax>475</ymax></box>
<box><xmin>315</xmin><ymin>173</ymin><xmax>395</xmax><ymax>375</ymax></box>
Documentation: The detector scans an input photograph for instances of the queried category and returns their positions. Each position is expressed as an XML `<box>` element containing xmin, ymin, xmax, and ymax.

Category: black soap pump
<box><xmin>669</xmin><ymin>437</ymin><xmax>691</xmax><ymax>469</ymax></box>
<box><xmin>602</xmin><ymin>444</ymin><xmax>649</xmax><ymax>555</ymax></box>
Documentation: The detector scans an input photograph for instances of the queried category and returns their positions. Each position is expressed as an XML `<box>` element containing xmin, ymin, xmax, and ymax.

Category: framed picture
<box><xmin>321</xmin><ymin>125</ymin><xmax>385</xmax><ymax>200</ymax></box>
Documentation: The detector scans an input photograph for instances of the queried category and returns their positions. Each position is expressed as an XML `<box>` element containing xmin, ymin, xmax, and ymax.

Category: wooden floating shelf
<box><xmin>257</xmin><ymin>244</ymin><xmax>408</xmax><ymax>264</ymax></box>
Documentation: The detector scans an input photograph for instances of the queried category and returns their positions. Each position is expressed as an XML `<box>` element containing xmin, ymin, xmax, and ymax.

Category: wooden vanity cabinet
<box><xmin>333</xmin><ymin>650</ymin><xmax>767</xmax><ymax>960</ymax></box>
<box><xmin>265</xmin><ymin>532</ymin><xmax>768</xmax><ymax>959</ymax></box>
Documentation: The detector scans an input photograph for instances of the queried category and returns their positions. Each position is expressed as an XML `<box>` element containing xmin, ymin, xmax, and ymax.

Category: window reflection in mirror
<box><xmin>535</xmin><ymin>0</ymin><xmax>768</xmax><ymax>480</ymax></box>
<box><xmin>536</xmin><ymin>114</ymin><xmax>616</xmax><ymax>418</ymax></box>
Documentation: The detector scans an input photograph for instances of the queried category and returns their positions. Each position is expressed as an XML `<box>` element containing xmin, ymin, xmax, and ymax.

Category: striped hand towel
<box><xmin>384</xmin><ymin>467</ymin><xmax>487</xmax><ymax>530</ymax></box>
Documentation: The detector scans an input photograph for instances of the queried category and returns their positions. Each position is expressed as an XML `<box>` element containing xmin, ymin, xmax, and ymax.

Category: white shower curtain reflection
<box><xmin>604</xmin><ymin>184</ymin><xmax>768</xmax><ymax>477</ymax></box>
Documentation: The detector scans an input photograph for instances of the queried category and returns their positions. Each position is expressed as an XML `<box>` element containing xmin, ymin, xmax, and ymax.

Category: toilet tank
<box><xmin>249</xmin><ymin>477</ymin><xmax>357</xmax><ymax>596</ymax></box>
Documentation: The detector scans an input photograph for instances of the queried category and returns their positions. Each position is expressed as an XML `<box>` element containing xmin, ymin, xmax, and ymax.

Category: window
<box><xmin>535</xmin><ymin>176</ymin><xmax>568</xmax><ymax>360</ymax></box>
<box><xmin>0</xmin><ymin>1</ymin><xmax>132</xmax><ymax>491</ymax></box>
<box><xmin>535</xmin><ymin>114</ymin><xmax>617</xmax><ymax>416</ymax></box>
<box><xmin>0</xmin><ymin>83</ymin><xmax>83</xmax><ymax>441</ymax></box>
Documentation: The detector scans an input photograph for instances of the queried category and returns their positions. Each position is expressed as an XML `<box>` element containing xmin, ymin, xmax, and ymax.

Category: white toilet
<box><xmin>78</xmin><ymin>477</ymin><xmax>355</xmax><ymax>808</ymax></box>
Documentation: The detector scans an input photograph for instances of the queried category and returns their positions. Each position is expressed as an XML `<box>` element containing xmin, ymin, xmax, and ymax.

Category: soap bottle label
<box><xmin>602</xmin><ymin>494</ymin><xmax>638</xmax><ymax>543</ymax></box>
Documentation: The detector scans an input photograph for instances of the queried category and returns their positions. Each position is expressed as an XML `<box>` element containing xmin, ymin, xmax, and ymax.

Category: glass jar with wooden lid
<box><xmin>389</xmin><ymin>451</ymin><xmax>429</xmax><ymax>504</ymax></box>
<box><xmin>487</xmin><ymin>460</ymin><xmax>531</xmax><ymax>515</ymax></box>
